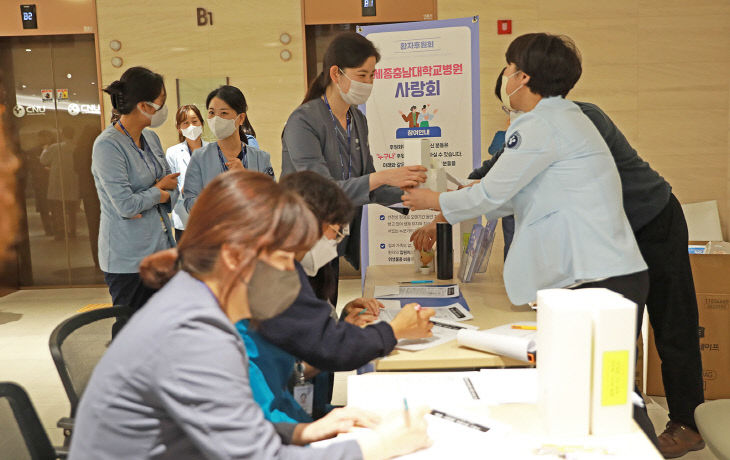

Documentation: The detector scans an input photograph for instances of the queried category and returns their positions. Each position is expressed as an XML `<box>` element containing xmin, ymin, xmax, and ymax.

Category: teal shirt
<box><xmin>236</xmin><ymin>320</ymin><xmax>312</xmax><ymax>424</ymax></box>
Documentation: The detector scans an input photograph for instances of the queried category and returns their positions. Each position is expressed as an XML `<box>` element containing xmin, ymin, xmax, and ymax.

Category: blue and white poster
<box><xmin>359</xmin><ymin>17</ymin><xmax>481</xmax><ymax>273</ymax></box>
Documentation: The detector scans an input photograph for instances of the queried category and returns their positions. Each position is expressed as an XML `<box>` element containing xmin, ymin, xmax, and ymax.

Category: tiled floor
<box><xmin>0</xmin><ymin>281</ymin><xmax>719</xmax><ymax>459</ymax></box>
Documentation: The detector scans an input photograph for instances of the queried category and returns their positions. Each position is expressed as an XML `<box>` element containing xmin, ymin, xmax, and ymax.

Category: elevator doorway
<box><xmin>0</xmin><ymin>34</ymin><xmax>103</xmax><ymax>287</ymax></box>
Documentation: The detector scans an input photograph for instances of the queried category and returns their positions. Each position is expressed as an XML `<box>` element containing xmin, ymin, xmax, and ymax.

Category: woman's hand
<box><xmin>410</xmin><ymin>221</ymin><xmax>437</xmax><ymax>251</ymax></box>
<box><xmin>159</xmin><ymin>189</ymin><xmax>171</xmax><ymax>203</ymax></box>
<box><xmin>225</xmin><ymin>159</ymin><xmax>245</xmax><ymax>171</ymax></box>
<box><xmin>344</xmin><ymin>298</ymin><xmax>383</xmax><ymax>317</ymax></box>
<box><xmin>372</xmin><ymin>166</ymin><xmax>427</xmax><ymax>190</ymax></box>
<box><xmin>358</xmin><ymin>407</ymin><xmax>432</xmax><ymax>460</ymax></box>
<box><xmin>155</xmin><ymin>173</ymin><xmax>180</xmax><ymax>191</ymax></box>
<box><xmin>344</xmin><ymin>308</ymin><xmax>379</xmax><ymax>327</ymax></box>
<box><xmin>401</xmin><ymin>188</ymin><xmax>441</xmax><ymax>211</ymax></box>
<box><xmin>389</xmin><ymin>304</ymin><xmax>435</xmax><ymax>340</ymax></box>
<box><xmin>294</xmin><ymin>407</ymin><xmax>381</xmax><ymax>445</ymax></box>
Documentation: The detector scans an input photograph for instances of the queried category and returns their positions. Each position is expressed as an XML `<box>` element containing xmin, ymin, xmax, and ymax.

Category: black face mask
<box><xmin>246</xmin><ymin>259</ymin><xmax>301</xmax><ymax>320</ymax></box>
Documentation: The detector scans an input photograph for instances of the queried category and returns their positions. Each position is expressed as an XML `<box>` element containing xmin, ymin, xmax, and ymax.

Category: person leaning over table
<box><xmin>183</xmin><ymin>85</ymin><xmax>274</xmax><ymax>212</ymax></box>
<box><xmin>69</xmin><ymin>169</ymin><xmax>432</xmax><ymax>460</ymax></box>
<box><xmin>403</xmin><ymin>32</ymin><xmax>660</xmax><ymax>445</ymax></box>
<box><xmin>238</xmin><ymin>171</ymin><xmax>435</xmax><ymax>424</ymax></box>
<box><xmin>281</xmin><ymin>32</ymin><xmax>427</xmax><ymax>307</ymax></box>
<box><xmin>165</xmin><ymin>104</ymin><xmax>209</xmax><ymax>242</ymax></box>
<box><xmin>416</xmin><ymin>65</ymin><xmax>706</xmax><ymax>459</ymax></box>
<box><xmin>92</xmin><ymin>66</ymin><xmax>179</xmax><ymax>325</ymax></box>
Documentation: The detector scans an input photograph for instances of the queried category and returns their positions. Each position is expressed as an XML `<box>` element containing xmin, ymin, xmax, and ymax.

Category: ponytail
<box><xmin>103</xmin><ymin>67</ymin><xmax>164</xmax><ymax>117</ymax></box>
<box><xmin>302</xmin><ymin>72</ymin><xmax>327</xmax><ymax>105</ymax></box>
<box><xmin>139</xmin><ymin>248</ymin><xmax>180</xmax><ymax>289</ymax></box>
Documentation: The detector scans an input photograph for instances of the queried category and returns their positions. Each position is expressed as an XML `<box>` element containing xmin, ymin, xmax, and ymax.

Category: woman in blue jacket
<box><xmin>183</xmin><ymin>85</ymin><xmax>274</xmax><ymax>212</ymax></box>
<box><xmin>92</xmin><ymin>66</ymin><xmax>179</xmax><ymax>321</ymax></box>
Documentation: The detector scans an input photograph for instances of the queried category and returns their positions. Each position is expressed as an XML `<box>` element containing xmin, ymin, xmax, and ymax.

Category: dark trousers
<box><xmin>573</xmin><ymin>269</ymin><xmax>659</xmax><ymax>447</ymax></box>
<box><xmin>103</xmin><ymin>272</ymin><xmax>157</xmax><ymax>336</ymax></box>
<box><xmin>635</xmin><ymin>194</ymin><xmax>704</xmax><ymax>429</ymax></box>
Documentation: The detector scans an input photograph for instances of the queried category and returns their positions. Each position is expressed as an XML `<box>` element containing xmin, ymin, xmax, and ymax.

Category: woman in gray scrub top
<box><xmin>281</xmin><ymin>32</ymin><xmax>427</xmax><ymax>304</ymax></box>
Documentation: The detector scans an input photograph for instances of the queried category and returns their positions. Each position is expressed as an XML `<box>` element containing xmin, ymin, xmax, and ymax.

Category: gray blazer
<box><xmin>281</xmin><ymin>99</ymin><xmax>401</xmax><ymax>268</ymax></box>
<box><xmin>91</xmin><ymin>125</ymin><xmax>177</xmax><ymax>273</ymax></box>
<box><xmin>281</xmin><ymin>98</ymin><xmax>401</xmax><ymax>207</ymax></box>
<box><xmin>69</xmin><ymin>271</ymin><xmax>361</xmax><ymax>459</ymax></box>
<box><xmin>440</xmin><ymin>97</ymin><xmax>647</xmax><ymax>305</ymax></box>
<box><xmin>183</xmin><ymin>142</ymin><xmax>274</xmax><ymax>212</ymax></box>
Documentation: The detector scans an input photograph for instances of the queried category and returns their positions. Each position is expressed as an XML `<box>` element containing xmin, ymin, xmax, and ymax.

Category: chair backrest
<box><xmin>48</xmin><ymin>306</ymin><xmax>133</xmax><ymax>416</ymax></box>
<box><xmin>0</xmin><ymin>382</ymin><xmax>56</xmax><ymax>460</ymax></box>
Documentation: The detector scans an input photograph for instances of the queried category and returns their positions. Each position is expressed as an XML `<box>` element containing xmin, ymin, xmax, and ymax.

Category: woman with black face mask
<box><xmin>93</xmin><ymin>66</ymin><xmax>179</xmax><ymax>323</ymax></box>
<box><xmin>69</xmin><ymin>170</ymin><xmax>432</xmax><ymax>460</ymax></box>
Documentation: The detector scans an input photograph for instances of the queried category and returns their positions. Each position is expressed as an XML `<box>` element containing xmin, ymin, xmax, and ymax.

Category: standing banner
<box><xmin>358</xmin><ymin>17</ymin><xmax>481</xmax><ymax>280</ymax></box>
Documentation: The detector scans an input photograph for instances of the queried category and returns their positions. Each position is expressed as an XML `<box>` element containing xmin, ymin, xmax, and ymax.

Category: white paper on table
<box><xmin>311</xmin><ymin>413</ymin><xmax>507</xmax><ymax>460</ymax></box>
<box><xmin>378</xmin><ymin>300</ymin><xmax>473</xmax><ymax>323</ymax></box>
<box><xmin>347</xmin><ymin>372</ymin><xmax>483</xmax><ymax>409</ymax></box>
<box><xmin>374</xmin><ymin>284</ymin><xmax>460</xmax><ymax>298</ymax></box>
<box><xmin>456</xmin><ymin>322</ymin><xmax>536</xmax><ymax>362</ymax></box>
<box><xmin>397</xmin><ymin>320</ymin><xmax>478</xmax><ymax>351</ymax></box>
<box><xmin>474</xmin><ymin>368</ymin><xmax>538</xmax><ymax>404</ymax></box>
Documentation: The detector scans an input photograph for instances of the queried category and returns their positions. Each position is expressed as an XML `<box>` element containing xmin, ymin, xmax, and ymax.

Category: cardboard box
<box><xmin>646</xmin><ymin>249</ymin><xmax>730</xmax><ymax>400</ymax></box>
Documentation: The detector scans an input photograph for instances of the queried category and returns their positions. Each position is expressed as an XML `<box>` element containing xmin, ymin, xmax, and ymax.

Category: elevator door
<box><xmin>1</xmin><ymin>34</ymin><xmax>103</xmax><ymax>286</ymax></box>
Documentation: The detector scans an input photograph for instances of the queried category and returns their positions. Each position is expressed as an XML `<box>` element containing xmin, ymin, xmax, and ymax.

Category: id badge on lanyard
<box><xmin>293</xmin><ymin>361</ymin><xmax>313</xmax><ymax>416</ymax></box>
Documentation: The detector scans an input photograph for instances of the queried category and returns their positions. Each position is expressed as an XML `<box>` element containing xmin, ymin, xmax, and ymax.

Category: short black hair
<box><xmin>495</xmin><ymin>67</ymin><xmax>505</xmax><ymax>102</ymax></box>
<box><xmin>104</xmin><ymin>66</ymin><xmax>165</xmax><ymax>115</ymax></box>
<box><xmin>505</xmin><ymin>33</ymin><xmax>582</xmax><ymax>98</ymax></box>
<box><xmin>410</xmin><ymin>106</ymin><xmax>416</xmax><ymax>111</ymax></box>
<box><xmin>279</xmin><ymin>171</ymin><xmax>354</xmax><ymax>231</ymax></box>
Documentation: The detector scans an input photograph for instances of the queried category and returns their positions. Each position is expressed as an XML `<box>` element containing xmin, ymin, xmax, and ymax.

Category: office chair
<box><xmin>0</xmin><ymin>381</ymin><xmax>67</xmax><ymax>459</ymax></box>
<box><xmin>695</xmin><ymin>399</ymin><xmax>730</xmax><ymax>460</ymax></box>
<box><xmin>48</xmin><ymin>305</ymin><xmax>132</xmax><ymax>445</ymax></box>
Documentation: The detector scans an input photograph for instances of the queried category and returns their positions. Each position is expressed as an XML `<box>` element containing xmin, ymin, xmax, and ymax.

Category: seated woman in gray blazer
<box><xmin>69</xmin><ymin>170</ymin><xmax>431</xmax><ymax>459</ymax></box>
<box><xmin>92</xmin><ymin>66</ymin><xmax>179</xmax><ymax>318</ymax></box>
<box><xmin>183</xmin><ymin>85</ymin><xmax>274</xmax><ymax>212</ymax></box>
<box><xmin>403</xmin><ymin>33</ymin><xmax>649</xmax><ymax>312</ymax></box>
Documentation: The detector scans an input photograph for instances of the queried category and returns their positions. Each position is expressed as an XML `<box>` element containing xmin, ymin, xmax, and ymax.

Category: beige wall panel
<box><xmin>638</xmin><ymin>63</ymin><xmax>730</xmax><ymax>111</ymax></box>
<box><xmin>597</xmin><ymin>109</ymin><xmax>639</xmax><ymax>147</ymax></box>
<box><xmin>537</xmin><ymin>18</ymin><xmax>638</xmax><ymax>66</ymax></box>
<box><xmin>570</xmin><ymin>64</ymin><xmax>638</xmax><ymax>112</ymax></box>
<box><xmin>638</xmin><ymin>15</ymin><xmax>730</xmax><ymax>64</ymax></box>
<box><xmin>537</xmin><ymin>0</ymin><xmax>637</xmax><ymax>21</ymax></box>
<box><xmin>96</xmin><ymin>0</ymin><xmax>305</xmax><ymax>175</ymax></box>
<box><xmin>638</xmin><ymin>0</ymin><xmax>730</xmax><ymax>17</ymax></box>
<box><xmin>637</xmin><ymin>109</ymin><xmax>728</xmax><ymax>155</ymax></box>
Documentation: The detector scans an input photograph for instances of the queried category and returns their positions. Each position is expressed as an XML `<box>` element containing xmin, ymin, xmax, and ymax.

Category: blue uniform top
<box><xmin>440</xmin><ymin>96</ymin><xmax>647</xmax><ymax>305</ymax></box>
<box><xmin>183</xmin><ymin>141</ymin><xmax>274</xmax><ymax>212</ymax></box>
<box><xmin>91</xmin><ymin>125</ymin><xmax>177</xmax><ymax>273</ymax></box>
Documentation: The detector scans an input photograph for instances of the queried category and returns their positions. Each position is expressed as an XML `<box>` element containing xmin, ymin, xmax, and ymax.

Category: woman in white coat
<box><xmin>165</xmin><ymin>104</ymin><xmax>208</xmax><ymax>241</ymax></box>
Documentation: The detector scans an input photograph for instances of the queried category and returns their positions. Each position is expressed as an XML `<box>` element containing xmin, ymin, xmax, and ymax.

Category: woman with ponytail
<box><xmin>281</xmin><ymin>32</ymin><xmax>427</xmax><ymax>305</ymax></box>
<box><xmin>69</xmin><ymin>170</ymin><xmax>432</xmax><ymax>459</ymax></box>
<box><xmin>183</xmin><ymin>85</ymin><xmax>274</xmax><ymax>212</ymax></box>
<box><xmin>92</xmin><ymin>66</ymin><xmax>180</xmax><ymax>325</ymax></box>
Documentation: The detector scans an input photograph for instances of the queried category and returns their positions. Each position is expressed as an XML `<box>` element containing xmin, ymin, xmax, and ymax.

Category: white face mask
<box><xmin>300</xmin><ymin>236</ymin><xmax>339</xmax><ymax>277</ymax></box>
<box><xmin>337</xmin><ymin>68</ymin><xmax>373</xmax><ymax>106</ymax></box>
<box><xmin>208</xmin><ymin>115</ymin><xmax>239</xmax><ymax>140</ymax></box>
<box><xmin>500</xmin><ymin>71</ymin><xmax>524</xmax><ymax>112</ymax></box>
<box><xmin>141</xmin><ymin>102</ymin><xmax>168</xmax><ymax>128</ymax></box>
<box><xmin>180</xmin><ymin>124</ymin><xmax>203</xmax><ymax>141</ymax></box>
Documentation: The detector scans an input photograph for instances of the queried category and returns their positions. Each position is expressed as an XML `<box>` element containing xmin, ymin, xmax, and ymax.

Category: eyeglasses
<box><xmin>330</xmin><ymin>224</ymin><xmax>350</xmax><ymax>243</ymax></box>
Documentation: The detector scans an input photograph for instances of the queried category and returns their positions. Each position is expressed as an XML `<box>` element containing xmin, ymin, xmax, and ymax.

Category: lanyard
<box><xmin>216</xmin><ymin>142</ymin><xmax>248</xmax><ymax>173</ymax></box>
<box><xmin>117</xmin><ymin>120</ymin><xmax>161</xmax><ymax>181</ymax></box>
<box><xmin>323</xmin><ymin>95</ymin><xmax>352</xmax><ymax>180</ymax></box>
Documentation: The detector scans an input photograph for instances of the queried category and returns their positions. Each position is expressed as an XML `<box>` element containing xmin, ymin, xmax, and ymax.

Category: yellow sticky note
<box><xmin>601</xmin><ymin>350</ymin><xmax>629</xmax><ymax>406</ymax></box>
